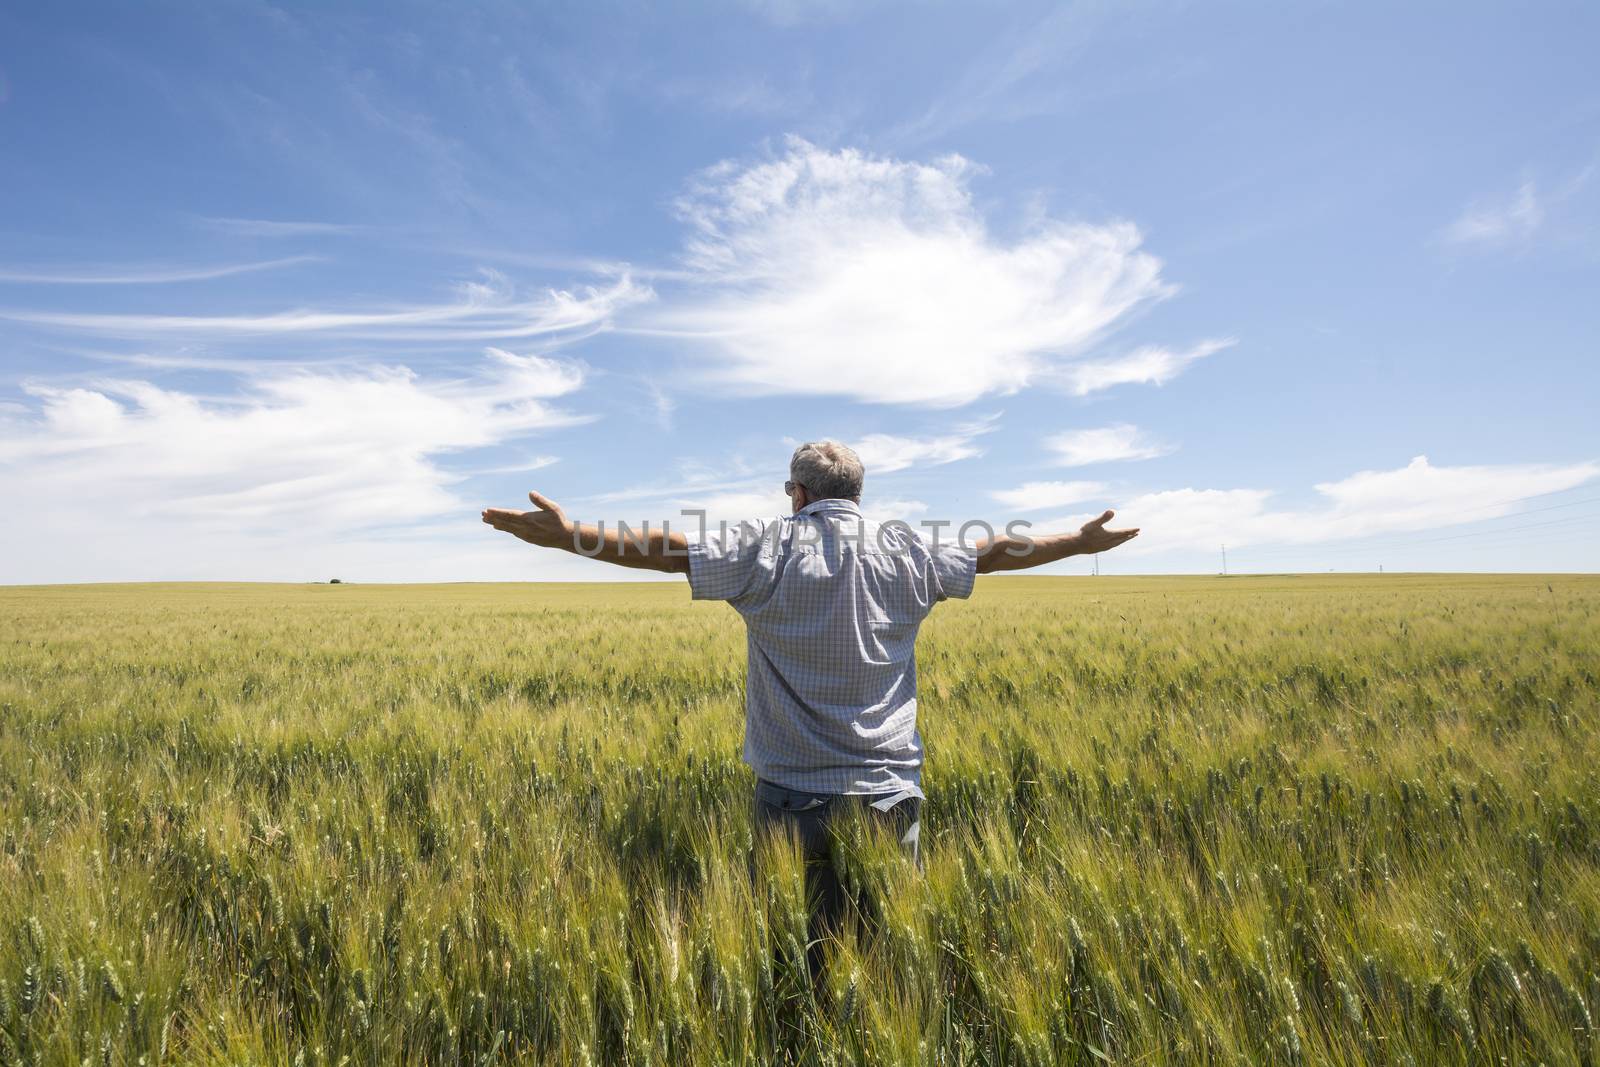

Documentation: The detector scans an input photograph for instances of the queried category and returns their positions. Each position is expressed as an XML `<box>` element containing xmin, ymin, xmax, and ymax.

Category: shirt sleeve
<box><xmin>686</xmin><ymin>518</ymin><xmax>780</xmax><ymax>607</ymax></box>
<box><xmin>929</xmin><ymin>543</ymin><xmax>977</xmax><ymax>601</ymax></box>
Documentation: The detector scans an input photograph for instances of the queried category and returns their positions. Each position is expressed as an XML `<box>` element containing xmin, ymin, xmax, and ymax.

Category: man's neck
<box><xmin>798</xmin><ymin>497</ymin><xmax>861</xmax><ymax>516</ymax></box>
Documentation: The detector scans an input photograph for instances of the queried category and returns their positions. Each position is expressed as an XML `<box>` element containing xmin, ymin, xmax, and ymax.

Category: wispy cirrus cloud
<box><xmin>1045</xmin><ymin>424</ymin><xmax>1171</xmax><ymax>467</ymax></box>
<box><xmin>654</xmin><ymin>72</ymin><xmax>813</xmax><ymax>118</ymax></box>
<box><xmin>0</xmin><ymin>273</ymin><xmax>650</xmax><ymax>342</ymax></box>
<box><xmin>0</xmin><ymin>255</ymin><xmax>319</xmax><ymax>285</ymax></box>
<box><xmin>1059</xmin><ymin>455</ymin><xmax>1600</xmax><ymax>555</ymax></box>
<box><xmin>635</xmin><ymin>137</ymin><xmax>1213</xmax><ymax>407</ymax></box>
<box><xmin>192</xmin><ymin>216</ymin><xmax>371</xmax><ymax>238</ymax></box>
<box><xmin>889</xmin><ymin>3</ymin><xmax>1112</xmax><ymax>145</ymax></box>
<box><xmin>1442</xmin><ymin>180</ymin><xmax>1545</xmax><ymax>248</ymax></box>
<box><xmin>1440</xmin><ymin>165</ymin><xmax>1594</xmax><ymax>251</ymax></box>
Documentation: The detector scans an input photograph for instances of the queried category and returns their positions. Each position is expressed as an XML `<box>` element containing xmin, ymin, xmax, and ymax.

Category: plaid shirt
<box><xmin>687</xmin><ymin>498</ymin><xmax>977</xmax><ymax>796</ymax></box>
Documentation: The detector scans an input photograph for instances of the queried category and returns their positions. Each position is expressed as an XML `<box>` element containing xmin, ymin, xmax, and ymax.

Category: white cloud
<box><xmin>639</xmin><ymin>137</ymin><xmax>1202</xmax><ymax>407</ymax></box>
<box><xmin>870</xmin><ymin>498</ymin><xmax>929</xmax><ymax>519</ymax></box>
<box><xmin>990</xmin><ymin>480</ymin><xmax>1107</xmax><ymax>511</ymax></box>
<box><xmin>462</xmin><ymin>454</ymin><xmax>560</xmax><ymax>475</ymax></box>
<box><xmin>0</xmin><ymin>348</ymin><xmax>589</xmax><ymax>582</ymax></box>
<box><xmin>1062</xmin><ymin>455</ymin><xmax>1600</xmax><ymax>554</ymax></box>
<box><xmin>1057</xmin><ymin>339</ymin><xmax>1233</xmax><ymax>396</ymax></box>
<box><xmin>1443</xmin><ymin>180</ymin><xmax>1544</xmax><ymax>247</ymax></box>
<box><xmin>0</xmin><ymin>273</ymin><xmax>649</xmax><ymax>342</ymax></box>
<box><xmin>1045</xmin><ymin>424</ymin><xmax>1171</xmax><ymax>467</ymax></box>
<box><xmin>851</xmin><ymin>418</ymin><xmax>996</xmax><ymax>473</ymax></box>
<box><xmin>1440</xmin><ymin>165</ymin><xmax>1597</xmax><ymax>253</ymax></box>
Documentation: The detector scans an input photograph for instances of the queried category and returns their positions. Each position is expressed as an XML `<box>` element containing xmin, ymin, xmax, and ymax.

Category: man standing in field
<box><xmin>481</xmin><ymin>441</ymin><xmax>1138</xmax><ymax>962</ymax></box>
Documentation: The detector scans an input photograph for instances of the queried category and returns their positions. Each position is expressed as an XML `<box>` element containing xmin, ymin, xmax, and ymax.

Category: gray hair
<box><xmin>790</xmin><ymin>440</ymin><xmax>865</xmax><ymax>501</ymax></box>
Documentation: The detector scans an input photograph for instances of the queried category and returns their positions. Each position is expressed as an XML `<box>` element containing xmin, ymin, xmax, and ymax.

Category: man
<box><xmin>481</xmin><ymin>440</ymin><xmax>1139</xmax><ymax>966</ymax></box>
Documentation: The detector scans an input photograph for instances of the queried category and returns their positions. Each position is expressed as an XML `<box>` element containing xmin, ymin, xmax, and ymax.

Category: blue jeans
<box><xmin>751</xmin><ymin>779</ymin><xmax>922</xmax><ymax>980</ymax></box>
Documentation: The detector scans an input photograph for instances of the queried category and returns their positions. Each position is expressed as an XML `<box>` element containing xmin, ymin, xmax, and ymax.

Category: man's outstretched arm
<box><xmin>481</xmin><ymin>491</ymin><xmax>690</xmax><ymax>574</ymax></box>
<box><xmin>970</xmin><ymin>510</ymin><xmax>1140</xmax><ymax>574</ymax></box>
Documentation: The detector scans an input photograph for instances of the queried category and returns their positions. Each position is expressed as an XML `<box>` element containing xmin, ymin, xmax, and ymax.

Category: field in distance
<box><xmin>1</xmin><ymin>575</ymin><xmax>1597</xmax><ymax>1065</ymax></box>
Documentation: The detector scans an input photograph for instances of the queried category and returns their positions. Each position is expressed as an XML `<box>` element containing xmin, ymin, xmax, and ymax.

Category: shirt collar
<box><xmin>797</xmin><ymin>497</ymin><xmax>862</xmax><ymax>518</ymax></box>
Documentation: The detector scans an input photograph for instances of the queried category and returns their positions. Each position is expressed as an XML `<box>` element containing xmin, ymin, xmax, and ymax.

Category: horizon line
<box><xmin>3</xmin><ymin>570</ymin><xmax>1597</xmax><ymax>591</ymax></box>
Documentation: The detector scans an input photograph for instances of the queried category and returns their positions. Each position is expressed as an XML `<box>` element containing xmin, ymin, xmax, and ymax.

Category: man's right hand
<box><xmin>1074</xmin><ymin>510</ymin><xmax>1140</xmax><ymax>554</ymax></box>
<box><xmin>481</xmin><ymin>490</ymin><xmax>577</xmax><ymax>549</ymax></box>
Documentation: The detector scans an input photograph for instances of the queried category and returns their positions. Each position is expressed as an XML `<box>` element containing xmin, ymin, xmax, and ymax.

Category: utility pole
<box><xmin>1221</xmin><ymin>544</ymin><xmax>1228</xmax><ymax>576</ymax></box>
<box><xmin>1092</xmin><ymin>553</ymin><xmax>1099</xmax><ymax>577</ymax></box>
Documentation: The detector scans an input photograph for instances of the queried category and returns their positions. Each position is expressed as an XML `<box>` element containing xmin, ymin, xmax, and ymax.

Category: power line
<box><xmin>1386</xmin><ymin>481</ymin><xmax>1600</xmax><ymax>522</ymax></box>
<box><xmin>1358</xmin><ymin>520</ymin><xmax>1600</xmax><ymax>556</ymax></box>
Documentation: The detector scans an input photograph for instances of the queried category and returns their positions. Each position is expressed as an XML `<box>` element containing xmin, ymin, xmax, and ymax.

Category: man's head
<box><xmin>787</xmin><ymin>440</ymin><xmax>864</xmax><ymax>510</ymax></box>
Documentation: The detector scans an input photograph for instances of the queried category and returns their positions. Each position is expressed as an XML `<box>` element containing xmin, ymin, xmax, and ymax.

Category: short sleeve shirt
<box><xmin>686</xmin><ymin>498</ymin><xmax>976</xmax><ymax>795</ymax></box>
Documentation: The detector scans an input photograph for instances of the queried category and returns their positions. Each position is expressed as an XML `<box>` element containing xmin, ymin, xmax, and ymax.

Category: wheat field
<box><xmin>1</xmin><ymin>575</ymin><xmax>1596</xmax><ymax>1065</ymax></box>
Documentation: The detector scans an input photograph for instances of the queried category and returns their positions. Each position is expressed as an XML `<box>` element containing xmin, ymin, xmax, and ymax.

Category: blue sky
<box><xmin>2</xmin><ymin>0</ymin><xmax>1597</xmax><ymax>582</ymax></box>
